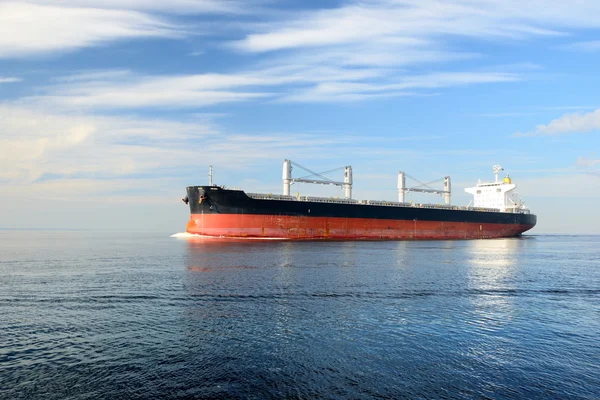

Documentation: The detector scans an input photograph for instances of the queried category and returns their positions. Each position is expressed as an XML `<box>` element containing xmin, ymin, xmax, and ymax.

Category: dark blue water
<box><xmin>1</xmin><ymin>232</ymin><xmax>599</xmax><ymax>399</ymax></box>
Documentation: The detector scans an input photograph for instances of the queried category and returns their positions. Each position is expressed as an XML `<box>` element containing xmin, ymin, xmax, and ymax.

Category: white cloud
<box><xmin>282</xmin><ymin>71</ymin><xmax>519</xmax><ymax>102</ymax></box>
<box><xmin>34</xmin><ymin>0</ymin><xmax>243</xmax><ymax>13</ymax></box>
<box><xmin>515</xmin><ymin>108</ymin><xmax>600</xmax><ymax>136</ymax></box>
<box><xmin>29</xmin><ymin>0</ymin><xmax>248</xmax><ymax>14</ymax></box>
<box><xmin>0</xmin><ymin>0</ymin><xmax>272</xmax><ymax>59</ymax></box>
<box><xmin>32</xmin><ymin>72</ymin><xmax>275</xmax><ymax>109</ymax></box>
<box><xmin>0</xmin><ymin>2</ymin><xmax>179</xmax><ymax>58</ymax></box>
<box><xmin>52</xmin><ymin>70</ymin><xmax>133</xmax><ymax>83</ymax></box>
<box><xmin>234</xmin><ymin>0</ymin><xmax>600</xmax><ymax>54</ymax></box>
<box><xmin>26</xmin><ymin>68</ymin><xmax>520</xmax><ymax>109</ymax></box>
<box><xmin>0</xmin><ymin>77</ymin><xmax>22</xmax><ymax>83</ymax></box>
<box><xmin>0</xmin><ymin>105</ymin><xmax>207</xmax><ymax>182</ymax></box>
<box><xmin>399</xmin><ymin>72</ymin><xmax>520</xmax><ymax>88</ymax></box>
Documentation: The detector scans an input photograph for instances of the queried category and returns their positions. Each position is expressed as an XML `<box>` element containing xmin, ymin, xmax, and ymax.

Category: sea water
<box><xmin>1</xmin><ymin>231</ymin><xmax>599</xmax><ymax>399</ymax></box>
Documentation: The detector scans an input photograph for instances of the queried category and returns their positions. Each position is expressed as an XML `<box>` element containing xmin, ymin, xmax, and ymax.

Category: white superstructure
<box><xmin>464</xmin><ymin>165</ymin><xmax>529</xmax><ymax>213</ymax></box>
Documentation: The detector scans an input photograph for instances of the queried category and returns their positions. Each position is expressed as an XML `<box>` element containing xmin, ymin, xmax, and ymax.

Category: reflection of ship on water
<box><xmin>182</xmin><ymin>162</ymin><xmax>536</xmax><ymax>240</ymax></box>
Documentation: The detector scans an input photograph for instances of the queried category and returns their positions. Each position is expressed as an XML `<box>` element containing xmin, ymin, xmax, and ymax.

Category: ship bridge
<box><xmin>464</xmin><ymin>165</ymin><xmax>529</xmax><ymax>213</ymax></box>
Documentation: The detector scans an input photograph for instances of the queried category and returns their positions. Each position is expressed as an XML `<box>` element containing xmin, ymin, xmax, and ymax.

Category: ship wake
<box><xmin>170</xmin><ymin>232</ymin><xmax>287</xmax><ymax>240</ymax></box>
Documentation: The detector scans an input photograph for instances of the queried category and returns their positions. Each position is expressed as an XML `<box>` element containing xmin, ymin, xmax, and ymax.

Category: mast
<box><xmin>344</xmin><ymin>166</ymin><xmax>352</xmax><ymax>199</ymax></box>
<box><xmin>493</xmin><ymin>165</ymin><xmax>503</xmax><ymax>183</ymax></box>
<box><xmin>444</xmin><ymin>176</ymin><xmax>451</xmax><ymax>205</ymax></box>
<box><xmin>398</xmin><ymin>171</ymin><xmax>406</xmax><ymax>202</ymax></box>
<box><xmin>282</xmin><ymin>159</ymin><xmax>292</xmax><ymax>195</ymax></box>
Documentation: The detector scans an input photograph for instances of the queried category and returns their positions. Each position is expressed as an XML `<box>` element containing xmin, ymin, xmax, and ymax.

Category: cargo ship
<box><xmin>183</xmin><ymin>161</ymin><xmax>536</xmax><ymax>240</ymax></box>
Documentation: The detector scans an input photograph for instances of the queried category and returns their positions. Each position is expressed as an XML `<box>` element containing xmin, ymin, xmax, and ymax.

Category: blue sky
<box><xmin>1</xmin><ymin>0</ymin><xmax>600</xmax><ymax>233</ymax></box>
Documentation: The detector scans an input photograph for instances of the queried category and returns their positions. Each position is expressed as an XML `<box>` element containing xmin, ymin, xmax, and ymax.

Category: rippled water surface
<box><xmin>1</xmin><ymin>231</ymin><xmax>599</xmax><ymax>399</ymax></box>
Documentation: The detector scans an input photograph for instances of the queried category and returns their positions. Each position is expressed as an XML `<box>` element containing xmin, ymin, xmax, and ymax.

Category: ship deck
<box><xmin>245</xmin><ymin>192</ymin><xmax>531</xmax><ymax>215</ymax></box>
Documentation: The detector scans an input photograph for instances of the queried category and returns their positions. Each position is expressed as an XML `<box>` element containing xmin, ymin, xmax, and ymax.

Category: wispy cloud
<box><xmin>31</xmin><ymin>72</ymin><xmax>275</xmax><ymax>109</ymax></box>
<box><xmin>52</xmin><ymin>70</ymin><xmax>133</xmax><ymax>83</ymax></box>
<box><xmin>0</xmin><ymin>104</ymin><xmax>214</xmax><ymax>183</ymax></box>
<box><xmin>233</xmin><ymin>0</ymin><xmax>600</xmax><ymax>57</ymax></box>
<box><xmin>27</xmin><ymin>68</ymin><xmax>520</xmax><ymax>109</ymax></box>
<box><xmin>0</xmin><ymin>77</ymin><xmax>22</xmax><ymax>83</ymax></box>
<box><xmin>559</xmin><ymin>40</ymin><xmax>600</xmax><ymax>52</ymax></box>
<box><xmin>282</xmin><ymin>71</ymin><xmax>519</xmax><ymax>102</ymax></box>
<box><xmin>0</xmin><ymin>0</ymin><xmax>274</xmax><ymax>59</ymax></box>
<box><xmin>31</xmin><ymin>0</ymin><xmax>250</xmax><ymax>14</ymax></box>
<box><xmin>475</xmin><ymin>112</ymin><xmax>539</xmax><ymax>118</ymax></box>
<box><xmin>233</xmin><ymin>1</ymin><xmax>571</xmax><ymax>54</ymax></box>
<box><xmin>514</xmin><ymin>108</ymin><xmax>600</xmax><ymax>137</ymax></box>
<box><xmin>0</xmin><ymin>3</ymin><xmax>180</xmax><ymax>59</ymax></box>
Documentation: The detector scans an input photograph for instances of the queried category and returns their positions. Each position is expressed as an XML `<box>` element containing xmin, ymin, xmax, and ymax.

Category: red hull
<box><xmin>187</xmin><ymin>214</ymin><xmax>533</xmax><ymax>240</ymax></box>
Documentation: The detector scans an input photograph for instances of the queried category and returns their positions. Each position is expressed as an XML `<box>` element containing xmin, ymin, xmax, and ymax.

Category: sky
<box><xmin>1</xmin><ymin>0</ymin><xmax>600</xmax><ymax>234</ymax></box>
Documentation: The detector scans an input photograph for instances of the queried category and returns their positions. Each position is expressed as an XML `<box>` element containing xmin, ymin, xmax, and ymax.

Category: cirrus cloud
<box><xmin>0</xmin><ymin>77</ymin><xmax>22</xmax><ymax>83</ymax></box>
<box><xmin>0</xmin><ymin>2</ymin><xmax>179</xmax><ymax>59</ymax></box>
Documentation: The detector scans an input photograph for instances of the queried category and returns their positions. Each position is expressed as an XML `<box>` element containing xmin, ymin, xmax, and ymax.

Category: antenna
<box><xmin>493</xmin><ymin>165</ymin><xmax>503</xmax><ymax>183</ymax></box>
